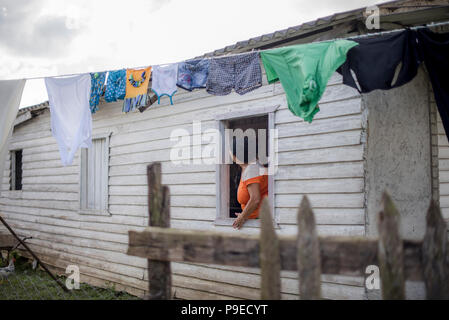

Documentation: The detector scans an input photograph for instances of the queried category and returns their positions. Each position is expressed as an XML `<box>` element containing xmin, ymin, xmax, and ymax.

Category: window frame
<box><xmin>78</xmin><ymin>132</ymin><xmax>111</xmax><ymax>216</ymax></box>
<box><xmin>214</xmin><ymin>105</ymin><xmax>279</xmax><ymax>228</ymax></box>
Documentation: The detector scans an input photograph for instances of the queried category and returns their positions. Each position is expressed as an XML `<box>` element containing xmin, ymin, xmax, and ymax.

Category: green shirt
<box><xmin>260</xmin><ymin>40</ymin><xmax>358</xmax><ymax>122</ymax></box>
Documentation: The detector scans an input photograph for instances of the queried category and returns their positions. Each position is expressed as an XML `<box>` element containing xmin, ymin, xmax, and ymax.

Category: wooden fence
<box><xmin>127</xmin><ymin>163</ymin><xmax>449</xmax><ymax>300</ymax></box>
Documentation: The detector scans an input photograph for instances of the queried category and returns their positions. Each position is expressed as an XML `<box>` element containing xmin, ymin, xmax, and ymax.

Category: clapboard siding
<box><xmin>0</xmin><ymin>71</ymin><xmax>366</xmax><ymax>299</ymax></box>
<box><xmin>436</xmin><ymin>97</ymin><xmax>449</xmax><ymax>220</ymax></box>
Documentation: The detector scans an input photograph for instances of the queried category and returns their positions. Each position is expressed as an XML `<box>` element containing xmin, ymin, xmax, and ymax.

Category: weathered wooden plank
<box><xmin>0</xmin><ymin>198</ymin><xmax>79</xmax><ymax>213</ymax></box>
<box><xmin>275</xmin><ymin>98</ymin><xmax>361</xmax><ymax>125</ymax></box>
<box><xmin>297</xmin><ymin>196</ymin><xmax>321</xmax><ymax>299</ymax></box>
<box><xmin>279</xmin><ymin>208</ymin><xmax>365</xmax><ymax>225</ymax></box>
<box><xmin>377</xmin><ymin>192</ymin><xmax>405</xmax><ymax>299</ymax></box>
<box><xmin>276</xmin><ymin>193</ymin><xmax>364</xmax><ymax>209</ymax></box>
<box><xmin>275</xmin><ymin>178</ymin><xmax>364</xmax><ymax>194</ymax></box>
<box><xmin>275</xmin><ymin>161</ymin><xmax>364</xmax><ymax>180</ymax></box>
<box><xmin>146</xmin><ymin>163</ymin><xmax>172</xmax><ymax>300</ymax></box>
<box><xmin>0</xmin><ymin>233</ymin><xmax>15</xmax><ymax>248</ymax></box>
<box><xmin>2</xmin><ymin>216</ymin><xmax>128</xmax><ymax>244</ymax></box>
<box><xmin>278</xmin><ymin>145</ymin><xmax>363</xmax><ymax>166</ymax></box>
<box><xmin>128</xmin><ymin>226</ymin><xmax>430</xmax><ymax>280</ymax></box>
<box><xmin>259</xmin><ymin>198</ymin><xmax>281</xmax><ymax>300</ymax></box>
<box><xmin>276</xmin><ymin>115</ymin><xmax>362</xmax><ymax>139</ymax></box>
<box><xmin>0</xmin><ymin>210</ymin><xmax>143</xmax><ymax>236</ymax></box>
<box><xmin>273</xmin><ymin>80</ymin><xmax>359</xmax><ymax>102</ymax></box>
<box><xmin>171</xmin><ymin>262</ymin><xmax>365</xmax><ymax>297</ymax></box>
<box><xmin>277</xmin><ymin>130</ymin><xmax>361</xmax><ymax>153</ymax></box>
<box><xmin>422</xmin><ymin>201</ymin><xmax>449</xmax><ymax>299</ymax></box>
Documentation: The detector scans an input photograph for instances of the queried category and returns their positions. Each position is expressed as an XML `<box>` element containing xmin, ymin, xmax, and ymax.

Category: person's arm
<box><xmin>233</xmin><ymin>183</ymin><xmax>261</xmax><ymax>230</ymax></box>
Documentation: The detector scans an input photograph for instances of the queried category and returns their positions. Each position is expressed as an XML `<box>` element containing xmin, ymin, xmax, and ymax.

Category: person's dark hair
<box><xmin>232</xmin><ymin>136</ymin><xmax>252</xmax><ymax>164</ymax></box>
<box><xmin>232</xmin><ymin>135</ymin><xmax>269</xmax><ymax>167</ymax></box>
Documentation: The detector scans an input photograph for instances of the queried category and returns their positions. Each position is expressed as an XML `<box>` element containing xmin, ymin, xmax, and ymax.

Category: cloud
<box><xmin>0</xmin><ymin>0</ymin><xmax>82</xmax><ymax>57</ymax></box>
<box><xmin>150</xmin><ymin>0</ymin><xmax>172</xmax><ymax>12</ymax></box>
<box><xmin>0</xmin><ymin>0</ymin><xmax>388</xmax><ymax>107</ymax></box>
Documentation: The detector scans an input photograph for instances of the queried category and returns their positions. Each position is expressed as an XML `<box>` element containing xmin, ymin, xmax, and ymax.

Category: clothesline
<box><xmin>15</xmin><ymin>19</ymin><xmax>449</xmax><ymax>82</ymax></box>
<box><xmin>6</xmin><ymin>21</ymin><xmax>448</xmax><ymax>168</ymax></box>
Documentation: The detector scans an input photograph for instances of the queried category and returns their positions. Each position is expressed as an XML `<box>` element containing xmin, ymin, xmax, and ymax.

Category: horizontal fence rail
<box><xmin>128</xmin><ymin>228</ymin><xmax>429</xmax><ymax>281</ymax></box>
<box><xmin>127</xmin><ymin>162</ymin><xmax>449</xmax><ymax>300</ymax></box>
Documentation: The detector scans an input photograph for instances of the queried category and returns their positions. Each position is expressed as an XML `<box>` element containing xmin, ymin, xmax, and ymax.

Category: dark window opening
<box><xmin>10</xmin><ymin>150</ymin><xmax>23</xmax><ymax>191</ymax></box>
<box><xmin>227</xmin><ymin>115</ymin><xmax>269</xmax><ymax>218</ymax></box>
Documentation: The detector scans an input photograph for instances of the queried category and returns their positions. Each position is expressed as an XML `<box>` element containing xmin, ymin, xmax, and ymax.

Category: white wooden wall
<box><xmin>436</xmin><ymin>100</ymin><xmax>449</xmax><ymax>222</ymax></box>
<box><xmin>0</xmin><ymin>69</ymin><xmax>366</xmax><ymax>299</ymax></box>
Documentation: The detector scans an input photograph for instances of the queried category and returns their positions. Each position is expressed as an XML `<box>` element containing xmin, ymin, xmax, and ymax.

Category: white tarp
<box><xmin>0</xmin><ymin>79</ymin><xmax>26</xmax><ymax>190</ymax></box>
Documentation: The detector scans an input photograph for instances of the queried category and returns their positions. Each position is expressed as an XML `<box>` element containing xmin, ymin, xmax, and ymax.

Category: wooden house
<box><xmin>1</xmin><ymin>0</ymin><xmax>449</xmax><ymax>299</ymax></box>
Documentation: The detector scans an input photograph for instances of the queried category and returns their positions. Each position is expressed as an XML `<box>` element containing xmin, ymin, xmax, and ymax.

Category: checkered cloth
<box><xmin>206</xmin><ymin>52</ymin><xmax>262</xmax><ymax>95</ymax></box>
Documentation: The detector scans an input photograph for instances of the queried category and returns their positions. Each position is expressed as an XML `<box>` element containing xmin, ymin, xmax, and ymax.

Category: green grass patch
<box><xmin>0</xmin><ymin>256</ymin><xmax>140</xmax><ymax>300</ymax></box>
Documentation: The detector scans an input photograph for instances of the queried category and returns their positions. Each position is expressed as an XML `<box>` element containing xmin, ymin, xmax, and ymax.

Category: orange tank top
<box><xmin>237</xmin><ymin>164</ymin><xmax>268</xmax><ymax>219</ymax></box>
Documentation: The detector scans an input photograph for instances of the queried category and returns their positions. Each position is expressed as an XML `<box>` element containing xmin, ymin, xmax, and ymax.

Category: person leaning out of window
<box><xmin>231</xmin><ymin>137</ymin><xmax>268</xmax><ymax>229</ymax></box>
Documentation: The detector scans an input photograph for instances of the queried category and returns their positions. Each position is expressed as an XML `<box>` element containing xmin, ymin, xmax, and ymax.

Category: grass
<box><xmin>0</xmin><ymin>256</ymin><xmax>141</xmax><ymax>300</ymax></box>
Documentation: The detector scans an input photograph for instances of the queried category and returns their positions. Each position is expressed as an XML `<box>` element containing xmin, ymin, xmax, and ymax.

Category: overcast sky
<box><xmin>0</xmin><ymin>0</ymin><xmax>386</xmax><ymax>107</ymax></box>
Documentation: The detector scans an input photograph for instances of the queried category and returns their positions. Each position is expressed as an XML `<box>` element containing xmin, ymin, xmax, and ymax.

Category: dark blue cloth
<box><xmin>337</xmin><ymin>29</ymin><xmax>420</xmax><ymax>93</ymax></box>
<box><xmin>416</xmin><ymin>28</ymin><xmax>449</xmax><ymax>140</ymax></box>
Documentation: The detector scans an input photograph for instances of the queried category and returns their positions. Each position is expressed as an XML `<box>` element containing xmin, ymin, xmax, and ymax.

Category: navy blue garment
<box><xmin>337</xmin><ymin>29</ymin><xmax>420</xmax><ymax>93</ymax></box>
<box><xmin>416</xmin><ymin>28</ymin><xmax>449</xmax><ymax>140</ymax></box>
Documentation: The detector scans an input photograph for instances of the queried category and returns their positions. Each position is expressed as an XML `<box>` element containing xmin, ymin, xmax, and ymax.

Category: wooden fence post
<box><xmin>377</xmin><ymin>192</ymin><xmax>405</xmax><ymax>299</ymax></box>
<box><xmin>146</xmin><ymin>162</ymin><xmax>171</xmax><ymax>300</ymax></box>
<box><xmin>259</xmin><ymin>198</ymin><xmax>281</xmax><ymax>300</ymax></box>
<box><xmin>297</xmin><ymin>196</ymin><xmax>321</xmax><ymax>300</ymax></box>
<box><xmin>422</xmin><ymin>201</ymin><xmax>449</xmax><ymax>299</ymax></box>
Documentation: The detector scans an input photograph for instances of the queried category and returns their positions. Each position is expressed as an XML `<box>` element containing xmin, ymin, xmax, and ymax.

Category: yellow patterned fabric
<box><xmin>123</xmin><ymin>67</ymin><xmax>152</xmax><ymax>112</ymax></box>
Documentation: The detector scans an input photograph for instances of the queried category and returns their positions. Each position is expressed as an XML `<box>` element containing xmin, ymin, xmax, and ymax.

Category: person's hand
<box><xmin>233</xmin><ymin>213</ymin><xmax>247</xmax><ymax>230</ymax></box>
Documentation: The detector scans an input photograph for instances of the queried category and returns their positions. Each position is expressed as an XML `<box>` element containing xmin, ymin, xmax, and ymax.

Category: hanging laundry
<box><xmin>260</xmin><ymin>40</ymin><xmax>358</xmax><ymax>122</ymax></box>
<box><xmin>105</xmin><ymin>69</ymin><xmax>126</xmax><ymax>102</ymax></box>
<box><xmin>0</xmin><ymin>79</ymin><xmax>26</xmax><ymax>184</ymax></box>
<box><xmin>123</xmin><ymin>67</ymin><xmax>151</xmax><ymax>113</ymax></box>
<box><xmin>152</xmin><ymin>64</ymin><xmax>178</xmax><ymax>105</ymax></box>
<box><xmin>89</xmin><ymin>72</ymin><xmax>106</xmax><ymax>113</ymax></box>
<box><xmin>206</xmin><ymin>52</ymin><xmax>262</xmax><ymax>96</ymax></box>
<box><xmin>177</xmin><ymin>59</ymin><xmax>209</xmax><ymax>91</ymax></box>
<box><xmin>45</xmin><ymin>75</ymin><xmax>92</xmax><ymax>166</ymax></box>
<box><xmin>337</xmin><ymin>29</ymin><xmax>420</xmax><ymax>93</ymax></box>
<box><xmin>416</xmin><ymin>28</ymin><xmax>449</xmax><ymax>139</ymax></box>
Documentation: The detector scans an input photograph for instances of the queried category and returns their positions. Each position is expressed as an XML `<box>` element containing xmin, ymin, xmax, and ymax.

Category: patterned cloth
<box><xmin>89</xmin><ymin>72</ymin><xmax>106</xmax><ymax>113</ymax></box>
<box><xmin>123</xmin><ymin>67</ymin><xmax>152</xmax><ymax>113</ymax></box>
<box><xmin>105</xmin><ymin>69</ymin><xmax>126</xmax><ymax>102</ymax></box>
<box><xmin>177</xmin><ymin>59</ymin><xmax>209</xmax><ymax>91</ymax></box>
<box><xmin>206</xmin><ymin>52</ymin><xmax>262</xmax><ymax>96</ymax></box>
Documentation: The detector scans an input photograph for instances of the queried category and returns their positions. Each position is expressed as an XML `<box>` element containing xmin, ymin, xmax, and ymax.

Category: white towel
<box><xmin>45</xmin><ymin>74</ymin><xmax>92</xmax><ymax>166</ymax></box>
<box><xmin>0</xmin><ymin>79</ymin><xmax>26</xmax><ymax>188</ymax></box>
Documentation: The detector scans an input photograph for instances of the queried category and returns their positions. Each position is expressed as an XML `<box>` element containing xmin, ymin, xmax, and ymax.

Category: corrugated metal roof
<box><xmin>17</xmin><ymin>100</ymin><xmax>48</xmax><ymax>116</ymax></box>
<box><xmin>17</xmin><ymin>0</ymin><xmax>449</xmax><ymax>114</ymax></box>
